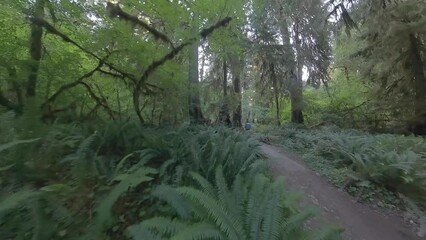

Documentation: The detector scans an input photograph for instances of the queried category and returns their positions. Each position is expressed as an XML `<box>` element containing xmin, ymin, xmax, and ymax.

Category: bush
<box><xmin>274</xmin><ymin>125</ymin><xmax>426</xmax><ymax>205</ymax></box>
<box><xmin>127</xmin><ymin>167</ymin><xmax>342</xmax><ymax>240</ymax></box>
<box><xmin>1</xmin><ymin>113</ymin><xmax>340</xmax><ymax>239</ymax></box>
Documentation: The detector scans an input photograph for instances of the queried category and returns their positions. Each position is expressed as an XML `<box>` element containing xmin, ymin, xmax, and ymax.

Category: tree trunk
<box><xmin>188</xmin><ymin>34</ymin><xmax>204</xmax><ymax>124</ymax></box>
<box><xmin>409</xmin><ymin>33</ymin><xmax>426</xmax><ymax>135</ymax></box>
<box><xmin>218</xmin><ymin>60</ymin><xmax>231</xmax><ymax>126</ymax></box>
<box><xmin>279</xmin><ymin>16</ymin><xmax>304</xmax><ymax>124</ymax></box>
<box><xmin>291</xmin><ymin>21</ymin><xmax>304</xmax><ymax>124</ymax></box>
<box><xmin>229</xmin><ymin>55</ymin><xmax>243</xmax><ymax>128</ymax></box>
<box><xmin>270</xmin><ymin>63</ymin><xmax>281</xmax><ymax>126</ymax></box>
<box><xmin>26</xmin><ymin>0</ymin><xmax>45</xmax><ymax>97</ymax></box>
<box><xmin>232</xmin><ymin>75</ymin><xmax>242</xmax><ymax>128</ymax></box>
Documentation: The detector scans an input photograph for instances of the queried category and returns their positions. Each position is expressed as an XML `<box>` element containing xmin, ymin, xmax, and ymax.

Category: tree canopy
<box><xmin>0</xmin><ymin>0</ymin><xmax>425</xmax><ymax>238</ymax></box>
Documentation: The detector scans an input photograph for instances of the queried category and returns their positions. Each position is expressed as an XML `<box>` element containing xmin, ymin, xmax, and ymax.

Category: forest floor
<box><xmin>261</xmin><ymin>143</ymin><xmax>422</xmax><ymax>240</ymax></box>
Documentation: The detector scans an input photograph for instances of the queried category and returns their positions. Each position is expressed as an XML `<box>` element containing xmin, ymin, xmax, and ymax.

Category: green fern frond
<box><xmin>260</xmin><ymin>178</ymin><xmax>285</xmax><ymax>240</ymax></box>
<box><xmin>177</xmin><ymin>186</ymin><xmax>246</xmax><ymax>240</ymax></box>
<box><xmin>76</xmin><ymin>132</ymin><xmax>97</xmax><ymax>156</ymax></box>
<box><xmin>93</xmin><ymin>166</ymin><xmax>156</xmax><ymax>233</ymax></box>
<box><xmin>189</xmin><ymin>172</ymin><xmax>216</xmax><ymax>197</ymax></box>
<box><xmin>231</xmin><ymin>174</ymin><xmax>245</xmax><ymax>209</ymax></box>
<box><xmin>0</xmin><ymin>138</ymin><xmax>40</xmax><ymax>153</ymax></box>
<box><xmin>151</xmin><ymin>185</ymin><xmax>193</xmax><ymax>220</ymax></box>
<box><xmin>127</xmin><ymin>224</ymin><xmax>166</xmax><ymax>240</ymax></box>
<box><xmin>160</xmin><ymin>158</ymin><xmax>178</xmax><ymax>177</ymax></box>
<box><xmin>214</xmin><ymin>166</ymin><xmax>235</xmax><ymax>211</ymax></box>
<box><xmin>246</xmin><ymin>175</ymin><xmax>269</xmax><ymax>239</ymax></box>
<box><xmin>246</xmin><ymin>160</ymin><xmax>268</xmax><ymax>177</ymax></box>
<box><xmin>0</xmin><ymin>190</ymin><xmax>39</xmax><ymax>215</ymax></box>
<box><xmin>114</xmin><ymin>152</ymin><xmax>137</xmax><ymax>175</ymax></box>
<box><xmin>171</xmin><ymin>222</ymin><xmax>224</xmax><ymax>240</ymax></box>
<box><xmin>140</xmin><ymin>217</ymin><xmax>189</xmax><ymax>236</ymax></box>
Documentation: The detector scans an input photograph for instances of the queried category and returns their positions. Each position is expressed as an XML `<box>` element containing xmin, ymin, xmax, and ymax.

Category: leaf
<box><xmin>40</xmin><ymin>184</ymin><xmax>72</xmax><ymax>193</ymax></box>
<box><xmin>0</xmin><ymin>138</ymin><xmax>40</xmax><ymax>152</ymax></box>
<box><xmin>93</xmin><ymin>166</ymin><xmax>157</xmax><ymax>233</ymax></box>
<box><xmin>0</xmin><ymin>164</ymin><xmax>15</xmax><ymax>171</ymax></box>
<box><xmin>0</xmin><ymin>190</ymin><xmax>39</xmax><ymax>214</ymax></box>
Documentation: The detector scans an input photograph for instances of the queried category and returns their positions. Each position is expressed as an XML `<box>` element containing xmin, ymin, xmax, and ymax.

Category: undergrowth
<box><xmin>0</xmin><ymin>112</ymin><xmax>341</xmax><ymax>239</ymax></box>
<box><xmin>258</xmin><ymin>125</ymin><xmax>426</xmax><ymax>233</ymax></box>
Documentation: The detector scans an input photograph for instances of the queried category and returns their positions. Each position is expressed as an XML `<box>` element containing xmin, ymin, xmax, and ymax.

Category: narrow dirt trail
<box><xmin>262</xmin><ymin>144</ymin><xmax>421</xmax><ymax>240</ymax></box>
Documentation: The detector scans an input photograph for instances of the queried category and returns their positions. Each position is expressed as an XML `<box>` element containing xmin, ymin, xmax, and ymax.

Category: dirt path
<box><xmin>262</xmin><ymin>144</ymin><xmax>422</xmax><ymax>240</ymax></box>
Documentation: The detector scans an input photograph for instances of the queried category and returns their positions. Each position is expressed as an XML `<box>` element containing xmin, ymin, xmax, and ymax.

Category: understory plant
<box><xmin>0</xmin><ymin>113</ymin><xmax>339</xmax><ymax>239</ymax></box>
<box><xmin>127</xmin><ymin>166</ymin><xmax>342</xmax><ymax>240</ymax></box>
<box><xmin>269</xmin><ymin>125</ymin><xmax>426</xmax><ymax>208</ymax></box>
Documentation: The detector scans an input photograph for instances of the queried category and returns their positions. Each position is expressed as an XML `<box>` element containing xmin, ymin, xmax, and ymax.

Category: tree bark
<box><xmin>26</xmin><ymin>0</ymin><xmax>45</xmax><ymax>97</ymax></box>
<box><xmin>270</xmin><ymin>63</ymin><xmax>281</xmax><ymax>126</ymax></box>
<box><xmin>218</xmin><ymin>60</ymin><xmax>231</xmax><ymax>126</ymax></box>
<box><xmin>409</xmin><ymin>33</ymin><xmax>426</xmax><ymax>135</ymax></box>
<box><xmin>232</xmin><ymin>76</ymin><xmax>242</xmax><ymax>128</ymax></box>
<box><xmin>188</xmin><ymin>33</ymin><xmax>204</xmax><ymax>124</ymax></box>
<box><xmin>229</xmin><ymin>55</ymin><xmax>243</xmax><ymax>128</ymax></box>
<box><xmin>291</xmin><ymin>21</ymin><xmax>304</xmax><ymax>124</ymax></box>
<box><xmin>278</xmin><ymin>15</ymin><xmax>304</xmax><ymax>124</ymax></box>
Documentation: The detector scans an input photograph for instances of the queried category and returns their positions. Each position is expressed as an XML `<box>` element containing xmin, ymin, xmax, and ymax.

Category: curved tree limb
<box><xmin>41</xmin><ymin>61</ymin><xmax>103</xmax><ymax>110</ymax></box>
<box><xmin>106</xmin><ymin>2</ymin><xmax>174</xmax><ymax>48</ymax></box>
<box><xmin>30</xmin><ymin>17</ymin><xmax>137</xmax><ymax>85</ymax></box>
<box><xmin>31</xmin><ymin>8</ymin><xmax>232</xmax><ymax>124</ymax></box>
<box><xmin>78</xmin><ymin>81</ymin><xmax>116</xmax><ymax>120</ymax></box>
<box><xmin>132</xmin><ymin>17</ymin><xmax>233</xmax><ymax>123</ymax></box>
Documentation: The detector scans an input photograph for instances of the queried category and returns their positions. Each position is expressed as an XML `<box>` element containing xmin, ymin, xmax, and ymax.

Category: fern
<box><xmin>0</xmin><ymin>190</ymin><xmax>39</xmax><ymax>215</ymax></box>
<box><xmin>128</xmin><ymin>166</ymin><xmax>341</xmax><ymax>240</ymax></box>
<box><xmin>278</xmin><ymin>126</ymin><xmax>426</xmax><ymax>204</ymax></box>
<box><xmin>189</xmin><ymin>172</ymin><xmax>216</xmax><ymax>197</ymax></box>
<box><xmin>260</xmin><ymin>178</ymin><xmax>285</xmax><ymax>240</ymax></box>
<box><xmin>178</xmin><ymin>186</ymin><xmax>246</xmax><ymax>240</ymax></box>
<box><xmin>61</xmin><ymin>132</ymin><xmax>98</xmax><ymax>183</ymax></box>
<box><xmin>92</xmin><ymin>166</ymin><xmax>157</xmax><ymax>234</ymax></box>
<box><xmin>151</xmin><ymin>185</ymin><xmax>192</xmax><ymax>220</ymax></box>
<box><xmin>0</xmin><ymin>138</ymin><xmax>40</xmax><ymax>153</ymax></box>
<box><xmin>170</xmin><ymin>222</ymin><xmax>224</xmax><ymax>240</ymax></box>
<box><xmin>139</xmin><ymin>217</ymin><xmax>189</xmax><ymax>236</ymax></box>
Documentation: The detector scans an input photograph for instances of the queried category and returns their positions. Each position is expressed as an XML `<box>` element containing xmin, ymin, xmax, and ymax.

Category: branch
<box><xmin>200</xmin><ymin>17</ymin><xmax>232</xmax><ymax>39</ymax></box>
<box><xmin>0</xmin><ymin>88</ymin><xmax>19</xmax><ymax>112</ymax></box>
<box><xmin>41</xmin><ymin>61</ymin><xmax>103</xmax><ymax>109</ymax></box>
<box><xmin>98</xmin><ymin>69</ymin><xmax>163</xmax><ymax>94</ymax></box>
<box><xmin>30</xmin><ymin>17</ymin><xmax>137</xmax><ymax>84</ymax></box>
<box><xmin>106</xmin><ymin>2</ymin><xmax>174</xmax><ymax>48</ymax></box>
<box><xmin>132</xmin><ymin>17</ymin><xmax>233</xmax><ymax>123</ymax></box>
<box><xmin>137</xmin><ymin>16</ymin><xmax>233</xmax><ymax>89</ymax></box>
<box><xmin>78</xmin><ymin>81</ymin><xmax>116</xmax><ymax>120</ymax></box>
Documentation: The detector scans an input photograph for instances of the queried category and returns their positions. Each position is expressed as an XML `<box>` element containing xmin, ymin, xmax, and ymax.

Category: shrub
<box><xmin>127</xmin><ymin>166</ymin><xmax>342</xmax><ymax>240</ymax></box>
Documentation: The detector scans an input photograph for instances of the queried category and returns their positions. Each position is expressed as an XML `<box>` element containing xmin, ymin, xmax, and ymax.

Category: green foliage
<box><xmin>142</xmin><ymin>126</ymin><xmax>267</xmax><ymax>185</ymax></box>
<box><xmin>0</xmin><ymin>117</ymin><xmax>159</xmax><ymax>239</ymax></box>
<box><xmin>127</xmin><ymin>167</ymin><xmax>342</xmax><ymax>240</ymax></box>
<box><xmin>270</xmin><ymin>125</ymin><xmax>426</xmax><ymax>207</ymax></box>
<box><xmin>0</xmin><ymin>108</ymin><xmax>340</xmax><ymax>239</ymax></box>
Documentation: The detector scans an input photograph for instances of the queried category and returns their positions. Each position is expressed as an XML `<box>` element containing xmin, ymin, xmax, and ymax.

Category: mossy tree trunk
<box><xmin>27</xmin><ymin>0</ymin><xmax>45</xmax><ymax>97</ymax></box>
<box><xmin>410</xmin><ymin>33</ymin><xmax>426</xmax><ymax>135</ymax></box>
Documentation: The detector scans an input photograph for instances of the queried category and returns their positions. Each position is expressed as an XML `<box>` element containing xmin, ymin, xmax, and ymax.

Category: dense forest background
<box><xmin>1</xmin><ymin>0</ymin><xmax>425</xmax><ymax>133</ymax></box>
<box><xmin>0</xmin><ymin>0</ymin><xmax>425</xmax><ymax>239</ymax></box>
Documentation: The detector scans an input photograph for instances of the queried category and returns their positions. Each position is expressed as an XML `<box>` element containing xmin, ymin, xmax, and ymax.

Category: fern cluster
<box><xmin>265</xmin><ymin>125</ymin><xmax>426</xmax><ymax>233</ymax></box>
<box><xmin>128</xmin><ymin>167</ymin><xmax>342</xmax><ymax>240</ymax></box>
<box><xmin>275</xmin><ymin>126</ymin><xmax>426</xmax><ymax>204</ymax></box>
<box><xmin>0</xmin><ymin>114</ymin><xmax>341</xmax><ymax>239</ymax></box>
